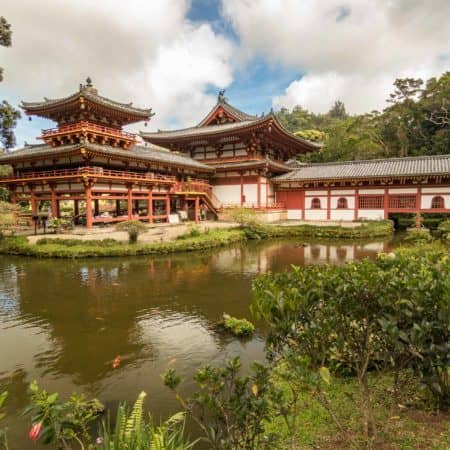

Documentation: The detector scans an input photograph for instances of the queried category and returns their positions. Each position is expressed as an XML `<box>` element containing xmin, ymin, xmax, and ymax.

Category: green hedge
<box><xmin>0</xmin><ymin>220</ymin><xmax>393</xmax><ymax>259</ymax></box>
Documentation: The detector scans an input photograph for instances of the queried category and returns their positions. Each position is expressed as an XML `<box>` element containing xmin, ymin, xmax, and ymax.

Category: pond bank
<box><xmin>0</xmin><ymin>220</ymin><xmax>394</xmax><ymax>258</ymax></box>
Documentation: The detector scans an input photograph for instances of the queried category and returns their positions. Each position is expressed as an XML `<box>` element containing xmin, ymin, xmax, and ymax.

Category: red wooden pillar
<box><xmin>327</xmin><ymin>189</ymin><xmax>331</xmax><ymax>220</ymax></box>
<box><xmin>194</xmin><ymin>197</ymin><xmax>200</xmax><ymax>224</ymax></box>
<box><xmin>85</xmin><ymin>184</ymin><xmax>93</xmax><ymax>229</ymax></box>
<box><xmin>354</xmin><ymin>189</ymin><xmax>359</xmax><ymax>220</ymax></box>
<box><xmin>383</xmin><ymin>188</ymin><xmax>389</xmax><ymax>219</ymax></box>
<box><xmin>166</xmin><ymin>196</ymin><xmax>171</xmax><ymax>222</ymax></box>
<box><xmin>416</xmin><ymin>187</ymin><xmax>422</xmax><ymax>228</ymax></box>
<box><xmin>301</xmin><ymin>191</ymin><xmax>305</xmax><ymax>220</ymax></box>
<box><xmin>50</xmin><ymin>187</ymin><xmax>58</xmax><ymax>218</ymax></box>
<box><xmin>30</xmin><ymin>191</ymin><xmax>37</xmax><ymax>216</ymax></box>
<box><xmin>127</xmin><ymin>185</ymin><xmax>133</xmax><ymax>219</ymax></box>
<box><xmin>148</xmin><ymin>190</ymin><xmax>153</xmax><ymax>224</ymax></box>
<box><xmin>257</xmin><ymin>174</ymin><xmax>261</xmax><ymax>209</ymax></box>
<box><xmin>240</xmin><ymin>173</ymin><xmax>244</xmax><ymax>206</ymax></box>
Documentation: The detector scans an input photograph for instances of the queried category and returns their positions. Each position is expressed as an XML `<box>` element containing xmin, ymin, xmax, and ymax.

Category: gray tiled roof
<box><xmin>21</xmin><ymin>85</ymin><xmax>152</xmax><ymax>119</ymax></box>
<box><xmin>197</xmin><ymin>99</ymin><xmax>258</xmax><ymax>126</ymax></box>
<box><xmin>212</xmin><ymin>159</ymin><xmax>290</xmax><ymax>172</ymax></box>
<box><xmin>0</xmin><ymin>143</ymin><xmax>212</xmax><ymax>172</ymax></box>
<box><xmin>273</xmin><ymin>154</ymin><xmax>450</xmax><ymax>182</ymax></box>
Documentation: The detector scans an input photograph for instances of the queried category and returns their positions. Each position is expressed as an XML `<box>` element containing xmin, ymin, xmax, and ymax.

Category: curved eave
<box><xmin>0</xmin><ymin>144</ymin><xmax>213</xmax><ymax>173</ymax></box>
<box><xmin>141</xmin><ymin>115</ymin><xmax>320</xmax><ymax>154</ymax></box>
<box><xmin>21</xmin><ymin>91</ymin><xmax>153</xmax><ymax>123</ymax></box>
<box><xmin>197</xmin><ymin>100</ymin><xmax>258</xmax><ymax>127</ymax></box>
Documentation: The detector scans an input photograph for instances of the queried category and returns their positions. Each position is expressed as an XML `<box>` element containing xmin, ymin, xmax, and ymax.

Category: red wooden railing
<box><xmin>41</xmin><ymin>121</ymin><xmax>136</xmax><ymax>140</ymax></box>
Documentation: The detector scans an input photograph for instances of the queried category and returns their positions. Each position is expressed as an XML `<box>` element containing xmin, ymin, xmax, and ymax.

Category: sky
<box><xmin>0</xmin><ymin>0</ymin><xmax>449</xmax><ymax>147</ymax></box>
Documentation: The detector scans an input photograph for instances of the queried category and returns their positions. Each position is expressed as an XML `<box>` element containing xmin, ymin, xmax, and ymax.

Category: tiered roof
<box><xmin>273</xmin><ymin>154</ymin><xmax>450</xmax><ymax>183</ymax></box>
<box><xmin>140</xmin><ymin>94</ymin><xmax>320</xmax><ymax>156</ymax></box>
<box><xmin>0</xmin><ymin>142</ymin><xmax>212</xmax><ymax>172</ymax></box>
<box><xmin>21</xmin><ymin>78</ymin><xmax>153</xmax><ymax>126</ymax></box>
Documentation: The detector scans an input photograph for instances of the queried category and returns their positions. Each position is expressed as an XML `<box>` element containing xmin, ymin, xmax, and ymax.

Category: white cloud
<box><xmin>222</xmin><ymin>0</ymin><xmax>450</xmax><ymax>113</ymax></box>
<box><xmin>0</xmin><ymin>0</ymin><xmax>234</xmax><ymax>145</ymax></box>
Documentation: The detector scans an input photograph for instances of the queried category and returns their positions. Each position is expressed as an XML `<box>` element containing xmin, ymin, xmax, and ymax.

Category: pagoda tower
<box><xmin>22</xmin><ymin>77</ymin><xmax>154</xmax><ymax>149</ymax></box>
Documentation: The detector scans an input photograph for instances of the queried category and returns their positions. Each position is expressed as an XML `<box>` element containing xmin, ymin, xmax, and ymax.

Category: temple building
<box><xmin>0</xmin><ymin>79</ymin><xmax>218</xmax><ymax>228</ymax></box>
<box><xmin>141</xmin><ymin>91</ymin><xmax>320</xmax><ymax>209</ymax></box>
<box><xmin>0</xmin><ymin>81</ymin><xmax>449</xmax><ymax>228</ymax></box>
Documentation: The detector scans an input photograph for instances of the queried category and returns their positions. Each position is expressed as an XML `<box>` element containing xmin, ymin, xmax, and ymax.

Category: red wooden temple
<box><xmin>0</xmin><ymin>82</ymin><xmax>449</xmax><ymax>228</ymax></box>
<box><xmin>0</xmin><ymin>79</ymin><xmax>218</xmax><ymax>227</ymax></box>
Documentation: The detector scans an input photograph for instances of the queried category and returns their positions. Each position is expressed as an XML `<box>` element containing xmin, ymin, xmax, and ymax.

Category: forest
<box><xmin>276</xmin><ymin>72</ymin><xmax>450</xmax><ymax>163</ymax></box>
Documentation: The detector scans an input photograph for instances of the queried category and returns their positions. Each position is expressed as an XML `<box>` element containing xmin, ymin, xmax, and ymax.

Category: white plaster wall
<box><xmin>307</xmin><ymin>196</ymin><xmax>327</xmax><ymax>209</ymax></box>
<box><xmin>388</xmin><ymin>188</ymin><xmax>418</xmax><ymax>194</ymax></box>
<box><xmin>243</xmin><ymin>184</ymin><xmax>258</xmax><ymax>205</ymax></box>
<box><xmin>331</xmin><ymin>196</ymin><xmax>355</xmax><ymax>208</ymax></box>
<box><xmin>330</xmin><ymin>210</ymin><xmax>354</xmax><ymax>221</ymax></box>
<box><xmin>305</xmin><ymin>190</ymin><xmax>328</xmax><ymax>196</ymax></box>
<box><xmin>331</xmin><ymin>189</ymin><xmax>356</xmax><ymax>195</ymax></box>
<box><xmin>305</xmin><ymin>210</ymin><xmax>327</xmax><ymax>220</ymax></box>
<box><xmin>287</xmin><ymin>209</ymin><xmax>302</xmax><ymax>220</ymax></box>
<box><xmin>421</xmin><ymin>195</ymin><xmax>450</xmax><ymax>208</ymax></box>
<box><xmin>213</xmin><ymin>185</ymin><xmax>241</xmax><ymax>205</ymax></box>
<box><xmin>359</xmin><ymin>189</ymin><xmax>385</xmax><ymax>194</ymax></box>
<box><xmin>357</xmin><ymin>210</ymin><xmax>384</xmax><ymax>220</ymax></box>
<box><xmin>421</xmin><ymin>187</ymin><xmax>450</xmax><ymax>193</ymax></box>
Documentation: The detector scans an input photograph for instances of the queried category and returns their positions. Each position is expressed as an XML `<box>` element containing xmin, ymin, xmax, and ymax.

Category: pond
<box><xmin>0</xmin><ymin>237</ymin><xmax>399</xmax><ymax>449</ymax></box>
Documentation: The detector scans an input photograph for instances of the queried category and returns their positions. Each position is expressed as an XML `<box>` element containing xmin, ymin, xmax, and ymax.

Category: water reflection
<box><xmin>0</xmin><ymin>237</ymin><xmax>395</xmax><ymax>449</ymax></box>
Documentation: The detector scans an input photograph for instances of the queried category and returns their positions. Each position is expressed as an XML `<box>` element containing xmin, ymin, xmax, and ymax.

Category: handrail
<box><xmin>41</xmin><ymin>121</ymin><xmax>136</xmax><ymax>140</ymax></box>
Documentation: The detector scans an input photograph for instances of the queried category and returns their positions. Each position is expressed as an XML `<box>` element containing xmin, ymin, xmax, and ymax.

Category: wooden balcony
<box><xmin>40</xmin><ymin>121</ymin><xmax>136</xmax><ymax>148</ymax></box>
<box><xmin>0</xmin><ymin>166</ymin><xmax>177</xmax><ymax>185</ymax></box>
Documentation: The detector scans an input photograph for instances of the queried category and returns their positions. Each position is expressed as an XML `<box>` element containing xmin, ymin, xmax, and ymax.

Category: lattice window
<box><xmin>389</xmin><ymin>195</ymin><xmax>417</xmax><ymax>209</ymax></box>
<box><xmin>431</xmin><ymin>196</ymin><xmax>445</xmax><ymax>209</ymax></box>
<box><xmin>358</xmin><ymin>195</ymin><xmax>383</xmax><ymax>209</ymax></box>
<box><xmin>311</xmin><ymin>198</ymin><xmax>321</xmax><ymax>209</ymax></box>
<box><xmin>337</xmin><ymin>197</ymin><xmax>348</xmax><ymax>209</ymax></box>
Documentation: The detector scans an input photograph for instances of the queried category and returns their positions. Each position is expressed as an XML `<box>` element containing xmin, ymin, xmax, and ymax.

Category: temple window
<box><xmin>431</xmin><ymin>196</ymin><xmax>445</xmax><ymax>209</ymax></box>
<box><xmin>311</xmin><ymin>198</ymin><xmax>321</xmax><ymax>209</ymax></box>
<box><xmin>337</xmin><ymin>197</ymin><xmax>348</xmax><ymax>209</ymax></box>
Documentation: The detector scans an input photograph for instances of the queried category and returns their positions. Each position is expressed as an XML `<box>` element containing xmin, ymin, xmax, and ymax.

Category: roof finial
<box><xmin>218</xmin><ymin>89</ymin><xmax>227</xmax><ymax>103</ymax></box>
<box><xmin>86</xmin><ymin>77</ymin><xmax>93</xmax><ymax>87</ymax></box>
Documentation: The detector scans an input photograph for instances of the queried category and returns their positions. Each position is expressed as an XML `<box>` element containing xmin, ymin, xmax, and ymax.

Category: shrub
<box><xmin>252</xmin><ymin>246</ymin><xmax>450</xmax><ymax>440</ymax></box>
<box><xmin>177</xmin><ymin>224</ymin><xmax>202</xmax><ymax>239</ymax></box>
<box><xmin>47</xmin><ymin>217</ymin><xmax>74</xmax><ymax>233</ymax></box>
<box><xmin>24</xmin><ymin>381</ymin><xmax>104</xmax><ymax>447</ymax></box>
<box><xmin>115</xmin><ymin>220</ymin><xmax>148</xmax><ymax>243</ymax></box>
<box><xmin>437</xmin><ymin>220</ymin><xmax>450</xmax><ymax>240</ymax></box>
<box><xmin>229</xmin><ymin>207</ymin><xmax>258</xmax><ymax>226</ymax></box>
<box><xmin>222</xmin><ymin>314</ymin><xmax>255</xmax><ymax>337</ymax></box>
<box><xmin>163</xmin><ymin>357</ymin><xmax>276</xmax><ymax>450</ymax></box>
<box><xmin>404</xmin><ymin>227</ymin><xmax>433</xmax><ymax>244</ymax></box>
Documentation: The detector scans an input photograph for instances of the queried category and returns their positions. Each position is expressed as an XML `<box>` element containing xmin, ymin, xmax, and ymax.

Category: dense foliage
<box><xmin>0</xmin><ymin>17</ymin><xmax>21</xmax><ymax>150</ymax></box>
<box><xmin>115</xmin><ymin>220</ymin><xmax>149</xmax><ymax>243</ymax></box>
<box><xmin>276</xmin><ymin>72</ymin><xmax>450</xmax><ymax>162</ymax></box>
<box><xmin>252</xmin><ymin>246</ymin><xmax>449</xmax><ymax>442</ymax></box>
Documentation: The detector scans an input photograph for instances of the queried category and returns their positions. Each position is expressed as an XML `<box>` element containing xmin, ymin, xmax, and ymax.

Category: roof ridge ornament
<box><xmin>218</xmin><ymin>89</ymin><xmax>227</xmax><ymax>103</ymax></box>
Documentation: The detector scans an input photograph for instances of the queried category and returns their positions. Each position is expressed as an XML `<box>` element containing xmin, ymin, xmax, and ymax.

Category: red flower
<box><xmin>29</xmin><ymin>422</ymin><xmax>42</xmax><ymax>441</ymax></box>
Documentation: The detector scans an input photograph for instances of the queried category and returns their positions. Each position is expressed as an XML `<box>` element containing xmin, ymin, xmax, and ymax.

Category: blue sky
<box><xmin>1</xmin><ymin>0</ymin><xmax>448</xmax><ymax>148</ymax></box>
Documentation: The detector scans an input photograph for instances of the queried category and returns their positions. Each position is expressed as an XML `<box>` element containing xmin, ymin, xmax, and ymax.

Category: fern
<box><xmin>125</xmin><ymin>391</ymin><xmax>146</xmax><ymax>440</ymax></box>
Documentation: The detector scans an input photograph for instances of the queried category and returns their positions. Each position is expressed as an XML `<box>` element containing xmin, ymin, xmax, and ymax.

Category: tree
<box><xmin>328</xmin><ymin>100</ymin><xmax>348</xmax><ymax>119</ymax></box>
<box><xmin>0</xmin><ymin>17</ymin><xmax>21</xmax><ymax>151</ymax></box>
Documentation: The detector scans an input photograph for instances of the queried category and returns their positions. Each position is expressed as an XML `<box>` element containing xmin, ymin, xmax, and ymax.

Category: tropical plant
<box><xmin>99</xmin><ymin>391</ymin><xmax>196</xmax><ymax>450</ymax></box>
<box><xmin>163</xmin><ymin>357</ymin><xmax>276</xmax><ymax>450</ymax></box>
<box><xmin>0</xmin><ymin>391</ymin><xmax>7</xmax><ymax>449</ymax></box>
<box><xmin>24</xmin><ymin>381</ymin><xmax>104</xmax><ymax>449</ymax></box>
<box><xmin>116</xmin><ymin>220</ymin><xmax>148</xmax><ymax>243</ymax></box>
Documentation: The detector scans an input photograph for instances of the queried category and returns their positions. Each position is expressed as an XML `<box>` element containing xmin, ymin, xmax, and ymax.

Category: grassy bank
<box><xmin>266</xmin><ymin>369</ymin><xmax>450</xmax><ymax>449</ymax></box>
<box><xmin>0</xmin><ymin>220</ymin><xmax>393</xmax><ymax>258</ymax></box>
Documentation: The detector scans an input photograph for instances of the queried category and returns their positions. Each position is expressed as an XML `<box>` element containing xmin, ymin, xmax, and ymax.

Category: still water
<box><xmin>0</xmin><ymin>238</ymin><xmax>397</xmax><ymax>449</ymax></box>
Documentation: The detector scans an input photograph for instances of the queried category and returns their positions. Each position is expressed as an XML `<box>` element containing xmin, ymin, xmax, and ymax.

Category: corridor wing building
<box><xmin>0</xmin><ymin>81</ymin><xmax>449</xmax><ymax>227</ymax></box>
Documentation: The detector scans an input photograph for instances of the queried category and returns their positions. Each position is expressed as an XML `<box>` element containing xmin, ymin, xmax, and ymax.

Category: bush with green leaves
<box><xmin>222</xmin><ymin>314</ymin><xmax>255</xmax><ymax>337</ymax></box>
<box><xmin>47</xmin><ymin>217</ymin><xmax>74</xmax><ymax>233</ymax></box>
<box><xmin>437</xmin><ymin>220</ymin><xmax>450</xmax><ymax>240</ymax></box>
<box><xmin>252</xmin><ymin>246</ymin><xmax>450</xmax><ymax>441</ymax></box>
<box><xmin>163</xmin><ymin>357</ymin><xmax>276</xmax><ymax>450</ymax></box>
<box><xmin>0</xmin><ymin>201</ymin><xmax>16</xmax><ymax>239</ymax></box>
<box><xmin>24</xmin><ymin>381</ymin><xmax>104</xmax><ymax>448</ymax></box>
<box><xmin>404</xmin><ymin>227</ymin><xmax>433</xmax><ymax>244</ymax></box>
<box><xmin>0</xmin><ymin>391</ymin><xmax>7</xmax><ymax>449</ymax></box>
<box><xmin>99</xmin><ymin>391</ymin><xmax>196</xmax><ymax>450</ymax></box>
<box><xmin>115</xmin><ymin>220</ymin><xmax>148</xmax><ymax>243</ymax></box>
